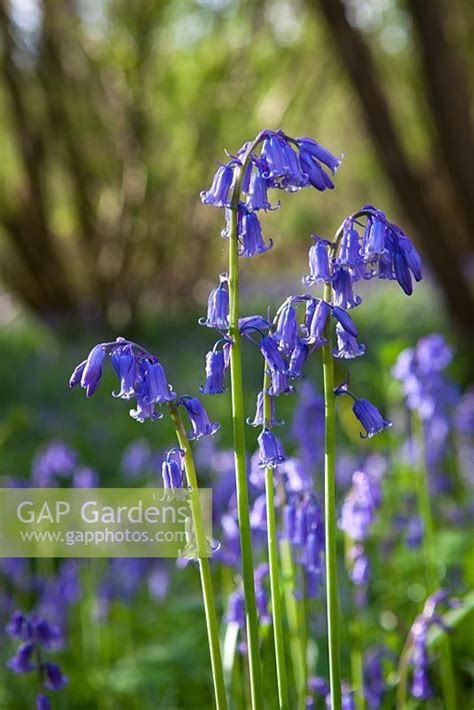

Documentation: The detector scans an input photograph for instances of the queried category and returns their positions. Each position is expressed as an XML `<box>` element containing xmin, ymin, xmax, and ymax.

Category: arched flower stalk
<box><xmin>200</xmin><ymin>129</ymin><xmax>342</xmax><ymax>708</ymax></box>
<box><xmin>69</xmin><ymin>339</ymin><xmax>227</xmax><ymax>709</ymax></box>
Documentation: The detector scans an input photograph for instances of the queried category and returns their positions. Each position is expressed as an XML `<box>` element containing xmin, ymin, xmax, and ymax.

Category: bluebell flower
<box><xmin>332</xmin><ymin>268</ymin><xmax>361</xmax><ymax>309</ymax></box>
<box><xmin>161</xmin><ymin>449</ymin><xmax>185</xmax><ymax>489</ymax></box>
<box><xmin>268</xmin><ymin>370</ymin><xmax>295</xmax><ymax>396</ymax></box>
<box><xmin>240</xmin><ymin>211</ymin><xmax>273</xmax><ymax>257</ymax></box>
<box><xmin>247</xmin><ymin>391</ymin><xmax>283</xmax><ymax>427</ymax></box>
<box><xmin>178</xmin><ymin>396</ymin><xmax>220</xmax><ymax>440</ymax></box>
<box><xmin>336</xmin><ymin>220</ymin><xmax>362</xmax><ymax>270</ymax></box>
<box><xmin>304</xmin><ymin>300</ymin><xmax>330</xmax><ymax>347</ymax></box>
<box><xmin>288</xmin><ymin>340</ymin><xmax>309</xmax><ymax>378</ymax></box>
<box><xmin>408</xmin><ymin>591</ymin><xmax>461</xmax><ymax>701</ymax></box>
<box><xmin>111</xmin><ymin>345</ymin><xmax>138</xmax><ymax>400</ymax></box>
<box><xmin>247</xmin><ymin>165</ymin><xmax>276</xmax><ymax>211</ymax></box>
<box><xmin>36</xmin><ymin>695</ymin><xmax>51</xmax><ymax>710</ymax></box>
<box><xmin>239</xmin><ymin>315</ymin><xmax>272</xmax><ymax>333</ymax></box>
<box><xmin>362</xmin><ymin>211</ymin><xmax>387</xmax><ymax>260</ymax></box>
<box><xmin>303</xmin><ymin>238</ymin><xmax>333</xmax><ymax>284</ymax></box>
<box><xmin>200</xmin><ymin>347</ymin><xmax>226</xmax><ymax>395</ymax></box>
<box><xmin>225</xmin><ymin>589</ymin><xmax>245</xmax><ymax>627</ymax></box>
<box><xmin>31</xmin><ymin>441</ymin><xmax>78</xmax><ymax>487</ymax></box>
<box><xmin>7</xmin><ymin>642</ymin><xmax>35</xmax><ymax>673</ymax></box>
<box><xmin>141</xmin><ymin>358</ymin><xmax>176</xmax><ymax>405</ymax></box>
<box><xmin>200</xmin><ymin>162</ymin><xmax>234</xmax><ymax>207</ymax></box>
<box><xmin>6</xmin><ymin>611</ymin><xmax>68</xmax><ymax>699</ymax></box>
<box><xmin>275</xmin><ymin>303</ymin><xmax>298</xmax><ymax>354</ymax></box>
<box><xmin>43</xmin><ymin>663</ymin><xmax>68</xmax><ymax>690</ymax></box>
<box><xmin>260</xmin><ymin>335</ymin><xmax>288</xmax><ymax>373</ymax></box>
<box><xmin>257</xmin><ymin>429</ymin><xmax>286</xmax><ymax>468</ymax></box>
<box><xmin>80</xmin><ymin>344</ymin><xmax>106</xmax><ymax>397</ymax></box>
<box><xmin>335</xmin><ymin>382</ymin><xmax>392</xmax><ymax>438</ymax></box>
<box><xmin>70</xmin><ymin>338</ymin><xmax>177</xmax><ymax>423</ymax></box>
<box><xmin>261</xmin><ymin>132</ymin><xmax>308</xmax><ymax>190</ymax></box>
<box><xmin>282</xmin><ymin>502</ymin><xmax>296</xmax><ymax>540</ymax></box>
<box><xmin>340</xmin><ymin>470</ymin><xmax>380</xmax><ymax>541</ymax></box>
<box><xmin>291</xmin><ymin>383</ymin><xmax>325</xmax><ymax>473</ymax></box>
<box><xmin>349</xmin><ymin>544</ymin><xmax>370</xmax><ymax>585</ymax></box>
<box><xmin>352</xmin><ymin>399</ymin><xmax>392</xmax><ymax>439</ymax></box>
<box><xmin>331</xmin><ymin>306</ymin><xmax>358</xmax><ymax>338</ymax></box>
<box><xmin>129</xmin><ymin>394</ymin><xmax>164</xmax><ymax>423</ymax></box>
<box><xmin>398</xmin><ymin>233</ymin><xmax>422</xmax><ymax>283</ymax></box>
<box><xmin>295</xmin><ymin>136</ymin><xmax>342</xmax><ymax>174</ymax></box>
<box><xmin>255</xmin><ymin>563</ymin><xmax>271</xmax><ymax>625</ymax></box>
<box><xmin>363</xmin><ymin>647</ymin><xmax>389</xmax><ymax>710</ymax></box>
<box><xmin>333</xmin><ymin>323</ymin><xmax>365</xmax><ymax>359</ymax></box>
<box><xmin>298</xmin><ymin>148</ymin><xmax>334</xmax><ymax>190</ymax></box>
<box><xmin>199</xmin><ymin>276</ymin><xmax>229</xmax><ymax>329</ymax></box>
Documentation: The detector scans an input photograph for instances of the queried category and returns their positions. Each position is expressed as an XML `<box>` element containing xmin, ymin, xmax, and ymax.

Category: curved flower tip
<box><xmin>200</xmin><ymin>348</ymin><xmax>227</xmax><ymax>395</ymax></box>
<box><xmin>178</xmin><ymin>396</ymin><xmax>220</xmax><ymax>440</ymax></box>
<box><xmin>333</xmin><ymin>323</ymin><xmax>365</xmax><ymax>359</ymax></box>
<box><xmin>353</xmin><ymin>399</ymin><xmax>392</xmax><ymax>439</ymax></box>
<box><xmin>199</xmin><ymin>278</ymin><xmax>229</xmax><ymax>330</ymax></box>
<box><xmin>257</xmin><ymin>429</ymin><xmax>286</xmax><ymax>468</ymax></box>
<box><xmin>200</xmin><ymin>162</ymin><xmax>234</xmax><ymax>208</ymax></box>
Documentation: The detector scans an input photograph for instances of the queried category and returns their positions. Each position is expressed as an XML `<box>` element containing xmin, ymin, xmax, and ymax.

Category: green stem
<box><xmin>226</xmin><ymin>136</ymin><xmax>265</xmax><ymax>709</ymax></box>
<box><xmin>168</xmin><ymin>403</ymin><xmax>228</xmax><ymax>710</ymax></box>
<box><xmin>322</xmin><ymin>280</ymin><xmax>342</xmax><ymax>710</ymax></box>
<box><xmin>280</xmin><ymin>538</ymin><xmax>307</xmax><ymax>710</ymax></box>
<box><xmin>414</xmin><ymin>415</ymin><xmax>456</xmax><ymax>710</ymax></box>
<box><xmin>344</xmin><ymin>535</ymin><xmax>365</xmax><ymax>710</ymax></box>
<box><xmin>263</xmin><ymin>370</ymin><xmax>289</xmax><ymax>709</ymax></box>
<box><xmin>396</xmin><ymin>633</ymin><xmax>412</xmax><ymax>710</ymax></box>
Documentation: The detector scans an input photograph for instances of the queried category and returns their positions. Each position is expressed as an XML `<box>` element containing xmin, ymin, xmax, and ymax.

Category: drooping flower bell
<box><xmin>335</xmin><ymin>380</ymin><xmax>392</xmax><ymax>439</ymax></box>
<box><xmin>200</xmin><ymin>162</ymin><xmax>235</xmax><ymax>207</ymax></box>
<box><xmin>200</xmin><ymin>347</ymin><xmax>227</xmax><ymax>395</ymax></box>
<box><xmin>260</xmin><ymin>334</ymin><xmax>288</xmax><ymax>373</ymax></box>
<box><xmin>177</xmin><ymin>396</ymin><xmax>220</xmax><ymax>440</ymax></box>
<box><xmin>303</xmin><ymin>300</ymin><xmax>330</xmax><ymax>347</ymax></box>
<box><xmin>257</xmin><ymin>429</ymin><xmax>286</xmax><ymax>468</ymax></box>
<box><xmin>247</xmin><ymin>391</ymin><xmax>283</xmax><ymax>428</ymax></box>
<box><xmin>247</xmin><ymin>164</ymin><xmax>275</xmax><ymax>211</ymax></box>
<box><xmin>332</xmin><ymin>268</ymin><xmax>362</xmax><ymax>309</ymax></box>
<box><xmin>78</xmin><ymin>344</ymin><xmax>106</xmax><ymax>397</ymax></box>
<box><xmin>199</xmin><ymin>275</ymin><xmax>229</xmax><ymax>329</ymax></box>
<box><xmin>295</xmin><ymin>136</ymin><xmax>342</xmax><ymax>175</ymax></box>
<box><xmin>268</xmin><ymin>370</ymin><xmax>295</xmax><ymax>396</ymax></box>
<box><xmin>161</xmin><ymin>448</ymin><xmax>185</xmax><ymax>489</ymax></box>
<box><xmin>261</xmin><ymin>132</ymin><xmax>308</xmax><ymax>191</ymax></box>
<box><xmin>288</xmin><ymin>340</ymin><xmax>309</xmax><ymax>378</ymax></box>
<box><xmin>303</xmin><ymin>238</ymin><xmax>333</xmax><ymax>284</ymax></box>
<box><xmin>333</xmin><ymin>323</ymin><xmax>365</xmax><ymax>359</ymax></box>
<box><xmin>275</xmin><ymin>303</ymin><xmax>298</xmax><ymax>354</ymax></box>
<box><xmin>240</xmin><ymin>210</ymin><xmax>273</xmax><ymax>257</ymax></box>
<box><xmin>70</xmin><ymin>338</ymin><xmax>176</xmax><ymax>423</ymax></box>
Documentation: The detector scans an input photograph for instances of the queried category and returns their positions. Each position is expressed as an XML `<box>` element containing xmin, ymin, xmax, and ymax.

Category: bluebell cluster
<box><xmin>6</xmin><ymin>612</ymin><xmax>68</xmax><ymax>710</ymax></box>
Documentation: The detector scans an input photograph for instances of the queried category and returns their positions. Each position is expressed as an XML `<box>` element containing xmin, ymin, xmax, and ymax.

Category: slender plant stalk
<box><xmin>414</xmin><ymin>415</ymin><xmax>456</xmax><ymax>710</ymax></box>
<box><xmin>168</xmin><ymin>403</ymin><xmax>228</xmax><ymax>710</ymax></box>
<box><xmin>344</xmin><ymin>535</ymin><xmax>365</xmax><ymax>710</ymax></box>
<box><xmin>226</xmin><ymin>137</ymin><xmax>265</xmax><ymax>708</ymax></box>
<box><xmin>322</xmin><ymin>280</ymin><xmax>342</xmax><ymax>710</ymax></box>
<box><xmin>396</xmin><ymin>633</ymin><xmax>412</xmax><ymax>709</ymax></box>
<box><xmin>262</xmin><ymin>370</ymin><xmax>289</xmax><ymax>709</ymax></box>
<box><xmin>279</xmin><ymin>538</ymin><xmax>307</xmax><ymax>710</ymax></box>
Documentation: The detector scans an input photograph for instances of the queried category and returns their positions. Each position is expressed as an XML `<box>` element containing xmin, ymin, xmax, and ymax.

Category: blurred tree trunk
<box><xmin>0</xmin><ymin>0</ymin><xmax>78</xmax><ymax>322</ymax></box>
<box><xmin>311</xmin><ymin>0</ymin><xmax>474</xmax><ymax>335</ymax></box>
